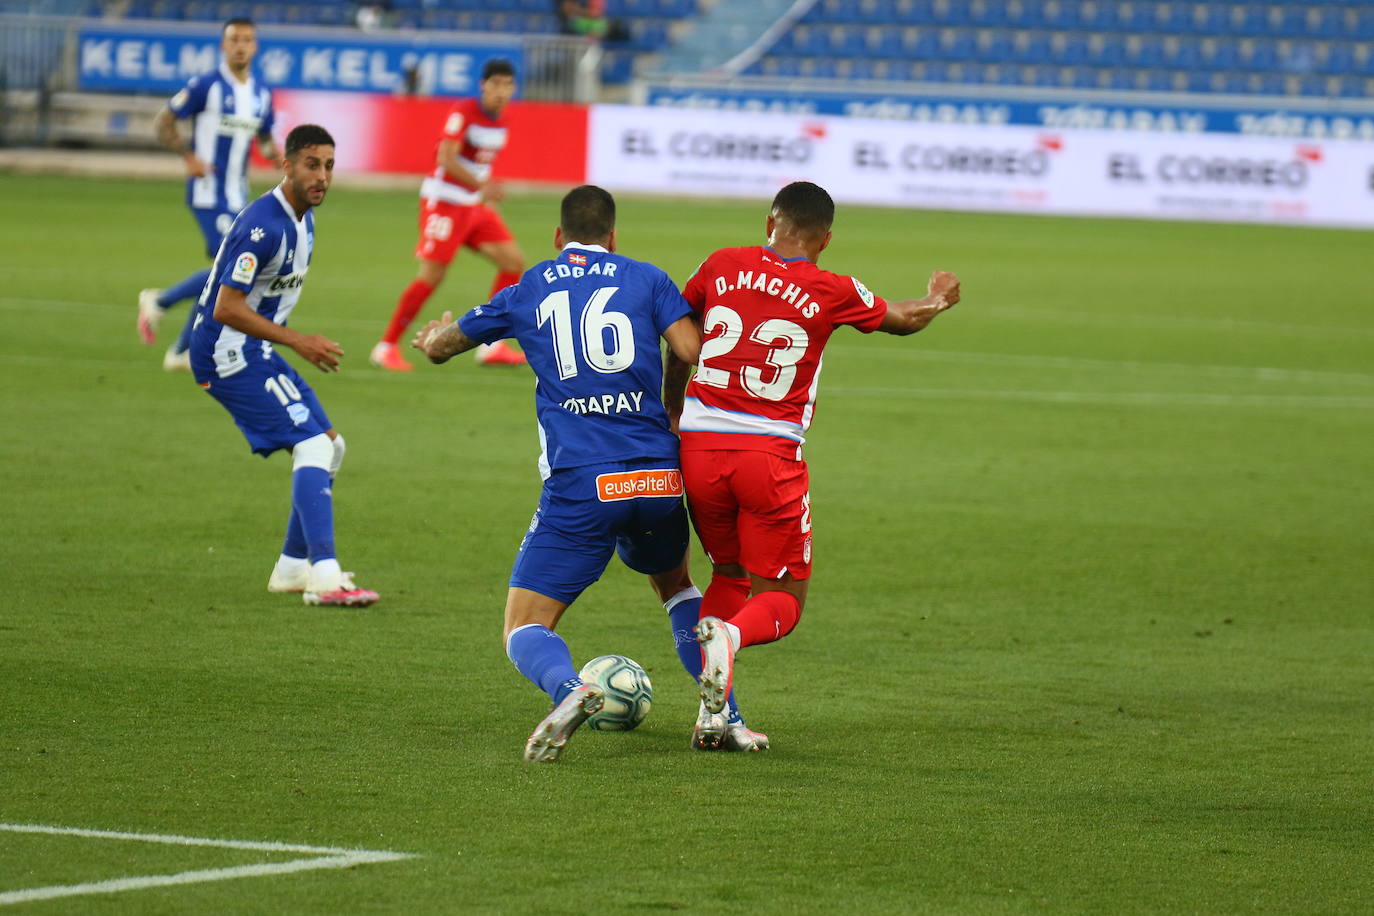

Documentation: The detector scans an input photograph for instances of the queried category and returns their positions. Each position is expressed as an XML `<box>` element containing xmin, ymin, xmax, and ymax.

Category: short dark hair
<box><xmin>560</xmin><ymin>185</ymin><xmax>615</xmax><ymax>243</ymax></box>
<box><xmin>285</xmin><ymin>124</ymin><xmax>335</xmax><ymax>157</ymax></box>
<box><xmin>770</xmin><ymin>181</ymin><xmax>834</xmax><ymax>238</ymax></box>
<box><xmin>222</xmin><ymin>17</ymin><xmax>255</xmax><ymax>35</ymax></box>
<box><xmin>482</xmin><ymin>58</ymin><xmax>516</xmax><ymax>81</ymax></box>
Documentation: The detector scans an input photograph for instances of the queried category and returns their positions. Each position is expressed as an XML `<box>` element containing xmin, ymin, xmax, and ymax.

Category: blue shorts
<box><xmin>509</xmin><ymin>460</ymin><xmax>690</xmax><ymax>605</ymax></box>
<box><xmin>198</xmin><ymin>355</ymin><xmax>332</xmax><ymax>456</ymax></box>
<box><xmin>191</xmin><ymin>207</ymin><xmax>237</xmax><ymax>259</ymax></box>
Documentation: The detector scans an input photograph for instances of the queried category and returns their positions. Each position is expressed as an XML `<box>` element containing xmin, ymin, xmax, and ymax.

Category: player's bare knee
<box><xmin>291</xmin><ymin>432</ymin><xmax>334</xmax><ymax>471</ymax></box>
<box><xmin>713</xmin><ymin>562</ymin><xmax>747</xmax><ymax>579</ymax></box>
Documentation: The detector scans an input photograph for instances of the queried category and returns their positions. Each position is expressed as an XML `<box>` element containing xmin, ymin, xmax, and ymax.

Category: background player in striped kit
<box><xmin>138</xmin><ymin>18</ymin><xmax>278</xmax><ymax>372</ymax></box>
<box><xmin>189</xmin><ymin>124</ymin><xmax>378</xmax><ymax>608</ymax></box>
<box><xmin>371</xmin><ymin>58</ymin><xmax>528</xmax><ymax>371</ymax></box>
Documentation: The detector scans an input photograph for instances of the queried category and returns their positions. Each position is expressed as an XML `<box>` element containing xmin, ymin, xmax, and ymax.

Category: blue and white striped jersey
<box><xmin>168</xmin><ymin>62</ymin><xmax>275</xmax><ymax>214</ymax></box>
<box><xmin>190</xmin><ymin>186</ymin><xmax>314</xmax><ymax>380</ymax></box>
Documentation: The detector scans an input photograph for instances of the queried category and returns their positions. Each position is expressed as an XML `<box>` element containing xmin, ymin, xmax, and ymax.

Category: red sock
<box><xmin>382</xmin><ymin>279</ymin><xmax>434</xmax><ymax>345</ymax></box>
<box><xmin>725</xmin><ymin>591</ymin><xmax>801</xmax><ymax>647</ymax></box>
<box><xmin>489</xmin><ymin>270</ymin><xmax>521</xmax><ymax>298</ymax></box>
<box><xmin>702</xmin><ymin>575</ymin><xmax>751</xmax><ymax>621</ymax></box>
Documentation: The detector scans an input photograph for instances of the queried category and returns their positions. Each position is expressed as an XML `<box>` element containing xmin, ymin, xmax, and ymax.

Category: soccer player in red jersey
<box><xmin>664</xmin><ymin>181</ymin><xmax>960</xmax><ymax>748</ymax></box>
<box><xmin>371</xmin><ymin>59</ymin><xmax>527</xmax><ymax>371</ymax></box>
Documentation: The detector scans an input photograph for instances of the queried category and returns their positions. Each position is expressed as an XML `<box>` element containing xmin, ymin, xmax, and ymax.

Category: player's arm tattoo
<box><xmin>417</xmin><ymin>321</ymin><xmax>478</xmax><ymax>364</ymax></box>
<box><xmin>154</xmin><ymin>108</ymin><xmax>184</xmax><ymax>153</ymax></box>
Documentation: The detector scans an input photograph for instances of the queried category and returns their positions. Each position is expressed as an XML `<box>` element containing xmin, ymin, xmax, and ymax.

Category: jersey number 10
<box><xmin>537</xmin><ymin>287</ymin><xmax>634</xmax><ymax>380</ymax></box>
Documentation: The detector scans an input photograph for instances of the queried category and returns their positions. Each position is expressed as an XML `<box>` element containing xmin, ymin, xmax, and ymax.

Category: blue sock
<box><xmin>667</xmin><ymin>595</ymin><xmax>742</xmax><ymax>724</ymax></box>
<box><xmin>506</xmin><ymin>624</ymin><xmax>581</xmax><ymax>705</ymax></box>
<box><xmin>291</xmin><ymin>466</ymin><xmax>335</xmax><ymax>562</ymax></box>
<box><xmin>171</xmin><ymin>302</ymin><xmax>198</xmax><ymax>355</ymax></box>
<box><xmin>156</xmin><ymin>268</ymin><xmax>212</xmax><ymax>310</ymax></box>
<box><xmin>282</xmin><ymin>506</ymin><xmax>308</xmax><ymax>560</ymax></box>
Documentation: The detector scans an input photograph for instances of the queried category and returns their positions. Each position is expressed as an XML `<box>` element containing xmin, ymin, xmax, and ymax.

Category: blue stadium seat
<box><xmin>939</xmin><ymin>27</ymin><xmax>976</xmax><ymax>61</ymax></box>
<box><xmin>600</xmin><ymin>51</ymin><xmax>635</xmax><ymax>84</ymax></box>
<box><xmin>858</xmin><ymin>0</ymin><xmax>896</xmax><ymax>23</ymax></box>
<box><xmin>1123</xmin><ymin>34</ymin><xmax>1163</xmax><ymax>67</ymax></box>
<box><xmin>1000</xmin><ymin>0</ymin><xmax>1042</xmax><ymax>29</ymax></box>
<box><xmin>837</xmin><ymin>24</ymin><xmax>868</xmax><ymax>55</ymax></box>
<box><xmin>901</xmin><ymin>26</ymin><xmax>938</xmax><ymax>57</ymax></box>
<box><xmin>865</xmin><ymin>25</ymin><xmax>903</xmax><ymax>57</ymax></box>
<box><xmin>1188</xmin><ymin>3</ymin><xmax>1228</xmax><ymax>35</ymax></box>
<box><xmin>1334</xmin><ymin>75</ymin><xmax>1366</xmax><ymax>98</ymax></box>
<box><xmin>1011</xmin><ymin>30</ymin><xmax>1051</xmax><ymax>64</ymax></box>
<box><xmin>893</xmin><ymin>0</ymin><xmax>934</xmax><ymax>24</ymax></box>
<box><xmin>976</xmin><ymin>29</ymin><xmax>1012</xmax><ymax>61</ymax></box>
<box><xmin>804</xmin><ymin>57</ymin><xmax>839</xmax><ymax>78</ymax></box>
<box><xmin>184</xmin><ymin>2</ymin><xmax>219</xmax><ymax>21</ymax></box>
<box><xmin>1071</xmin><ymin>2</ymin><xmax>1111</xmax><ymax>30</ymax></box>
<box><xmin>1060</xmin><ymin>33</ymin><xmax>1089</xmax><ymax>65</ymax></box>
<box><xmin>1086</xmin><ymin>33</ymin><xmax>1124</xmax><ymax>67</ymax></box>
<box><xmin>1229</xmin><ymin>4</ymin><xmax>1268</xmax><ymax>37</ymax></box>
<box><xmin>1306</xmin><ymin>7</ymin><xmax>1342</xmax><ymax>40</ymax></box>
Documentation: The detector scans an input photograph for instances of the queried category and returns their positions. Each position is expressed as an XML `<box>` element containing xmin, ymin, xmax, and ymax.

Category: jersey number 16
<box><xmin>537</xmin><ymin>287</ymin><xmax>634</xmax><ymax>380</ymax></box>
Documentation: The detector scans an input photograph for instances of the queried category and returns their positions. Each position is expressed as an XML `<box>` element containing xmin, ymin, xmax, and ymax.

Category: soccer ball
<box><xmin>578</xmin><ymin>654</ymin><xmax>653</xmax><ymax>731</ymax></box>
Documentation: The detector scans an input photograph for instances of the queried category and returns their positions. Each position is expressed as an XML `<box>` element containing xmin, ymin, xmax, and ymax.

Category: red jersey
<box><xmin>679</xmin><ymin>246</ymin><xmax>889</xmax><ymax>460</ymax></box>
<box><xmin>419</xmin><ymin>97</ymin><xmax>508</xmax><ymax>207</ymax></box>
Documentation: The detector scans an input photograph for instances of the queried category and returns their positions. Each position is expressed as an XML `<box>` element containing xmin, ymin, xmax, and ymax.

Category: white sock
<box><xmin>274</xmin><ymin>554</ymin><xmax>309</xmax><ymax>575</ymax></box>
<box><xmin>723</xmin><ymin>621</ymin><xmax>742</xmax><ymax>653</ymax></box>
<box><xmin>308</xmin><ymin>558</ymin><xmax>342</xmax><ymax>592</ymax></box>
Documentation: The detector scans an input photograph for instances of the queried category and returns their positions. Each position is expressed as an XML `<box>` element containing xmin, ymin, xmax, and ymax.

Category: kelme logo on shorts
<box><xmin>596</xmin><ymin>469</ymin><xmax>683</xmax><ymax>501</ymax></box>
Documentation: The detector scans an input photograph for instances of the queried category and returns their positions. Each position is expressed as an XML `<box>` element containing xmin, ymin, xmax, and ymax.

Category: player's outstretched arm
<box><xmin>877</xmin><ymin>270</ymin><xmax>960</xmax><ymax>336</ymax></box>
<box><xmin>213</xmin><ymin>286</ymin><xmax>342</xmax><ymax>372</ymax></box>
<box><xmin>413</xmin><ymin>310</ymin><xmax>480</xmax><ymax>364</ymax></box>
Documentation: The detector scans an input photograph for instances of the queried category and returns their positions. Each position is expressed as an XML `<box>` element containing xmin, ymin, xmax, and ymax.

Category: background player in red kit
<box><xmin>664</xmin><ymin>181</ymin><xmax>960</xmax><ymax>748</ymax></box>
<box><xmin>371</xmin><ymin>58</ymin><xmax>527</xmax><ymax>371</ymax></box>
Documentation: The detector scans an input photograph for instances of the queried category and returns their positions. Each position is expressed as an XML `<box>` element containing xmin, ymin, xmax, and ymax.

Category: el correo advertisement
<box><xmin>588</xmin><ymin>105</ymin><xmax>1374</xmax><ymax>228</ymax></box>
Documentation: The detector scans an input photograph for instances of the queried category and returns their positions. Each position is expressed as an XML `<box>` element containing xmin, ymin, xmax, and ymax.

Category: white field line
<box><xmin>0</xmin><ymin>823</ymin><xmax>414</xmax><ymax>907</ymax></box>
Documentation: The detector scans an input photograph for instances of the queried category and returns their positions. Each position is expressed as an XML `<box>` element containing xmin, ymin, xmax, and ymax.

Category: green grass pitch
<box><xmin>1</xmin><ymin>171</ymin><xmax>1370</xmax><ymax>913</ymax></box>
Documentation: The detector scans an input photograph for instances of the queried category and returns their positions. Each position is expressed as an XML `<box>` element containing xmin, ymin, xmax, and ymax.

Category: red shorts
<box><xmin>414</xmin><ymin>199</ymin><xmax>514</xmax><ymax>264</ymax></box>
<box><xmin>681</xmin><ymin>449</ymin><xmax>812</xmax><ymax>580</ymax></box>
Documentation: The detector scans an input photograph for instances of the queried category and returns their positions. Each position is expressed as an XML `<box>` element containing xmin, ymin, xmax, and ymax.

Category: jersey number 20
<box><xmin>537</xmin><ymin>287</ymin><xmax>634</xmax><ymax>380</ymax></box>
<box><xmin>695</xmin><ymin>305</ymin><xmax>810</xmax><ymax>402</ymax></box>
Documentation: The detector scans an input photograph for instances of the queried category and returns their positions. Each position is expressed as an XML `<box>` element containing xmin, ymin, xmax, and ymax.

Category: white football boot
<box><xmin>695</xmin><ymin>616</ymin><xmax>735</xmax><ymax>715</ymax></box>
<box><xmin>137</xmin><ymin>288</ymin><xmax>163</xmax><ymax>344</ymax></box>
<box><xmin>691</xmin><ymin>701</ymin><xmax>727</xmax><ymax>750</ymax></box>
<box><xmin>162</xmin><ymin>346</ymin><xmax>191</xmax><ymax>372</ymax></box>
<box><xmin>525</xmin><ymin>684</ymin><xmax>604</xmax><ymax>762</ymax></box>
<box><xmin>267</xmin><ymin>556</ymin><xmax>310</xmax><ymax>593</ymax></box>
<box><xmin>720</xmin><ymin>721</ymin><xmax>769</xmax><ymax>752</ymax></box>
<box><xmin>269</xmin><ymin>558</ymin><xmax>363</xmax><ymax>595</ymax></box>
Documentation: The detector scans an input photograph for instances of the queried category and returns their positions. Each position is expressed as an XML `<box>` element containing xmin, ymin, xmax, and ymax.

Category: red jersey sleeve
<box><xmin>827</xmin><ymin>271</ymin><xmax>888</xmax><ymax>333</ymax></box>
<box><xmin>680</xmin><ymin>252</ymin><xmax>716</xmax><ymax>316</ymax></box>
<box><xmin>440</xmin><ymin>101</ymin><xmax>471</xmax><ymax>141</ymax></box>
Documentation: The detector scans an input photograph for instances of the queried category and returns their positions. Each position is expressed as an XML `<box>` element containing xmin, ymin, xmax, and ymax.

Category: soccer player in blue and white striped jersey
<box><xmin>138</xmin><ymin>18</ymin><xmax>278</xmax><ymax>371</ymax></box>
<box><xmin>190</xmin><ymin>124</ymin><xmax>377</xmax><ymax>608</ymax></box>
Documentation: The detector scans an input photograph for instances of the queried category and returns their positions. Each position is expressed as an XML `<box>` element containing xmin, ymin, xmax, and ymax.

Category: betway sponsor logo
<box><xmin>619</xmin><ymin>128</ymin><xmax>816</xmax><ymax>163</ymax></box>
<box><xmin>268</xmin><ymin>272</ymin><xmax>306</xmax><ymax>293</ymax></box>
<box><xmin>1108</xmin><ymin>151</ymin><xmax>1311</xmax><ymax>188</ymax></box>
